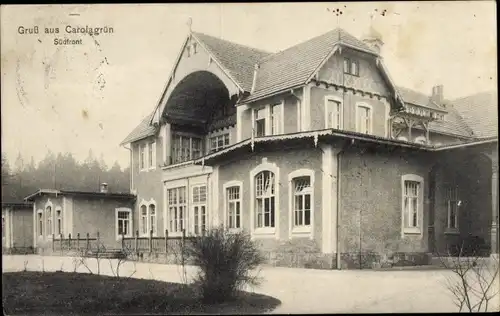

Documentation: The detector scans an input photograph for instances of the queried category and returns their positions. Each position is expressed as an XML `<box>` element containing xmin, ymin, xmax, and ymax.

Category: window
<box><xmin>116</xmin><ymin>208</ymin><xmax>132</xmax><ymax>238</ymax></box>
<box><xmin>255</xmin><ymin>171</ymin><xmax>276</xmax><ymax>229</ymax></box>
<box><xmin>139</xmin><ymin>200</ymin><xmax>157</xmax><ymax>236</ymax></box>
<box><xmin>149</xmin><ymin>204</ymin><xmax>156</xmax><ymax>235</ymax></box>
<box><xmin>270</xmin><ymin>103</ymin><xmax>282</xmax><ymax>135</ymax></box>
<box><xmin>172</xmin><ymin>134</ymin><xmax>203</xmax><ymax>164</ymax></box>
<box><xmin>210</xmin><ymin>134</ymin><xmax>230</xmax><ymax>153</ymax></box>
<box><xmin>192</xmin><ymin>42</ymin><xmax>197</xmax><ymax>54</ymax></box>
<box><xmin>226</xmin><ymin>185</ymin><xmax>242</xmax><ymax>229</ymax></box>
<box><xmin>293</xmin><ymin>177</ymin><xmax>312</xmax><ymax>228</ymax></box>
<box><xmin>168</xmin><ymin>187</ymin><xmax>187</xmax><ymax>233</ymax></box>
<box><xmin>55</xmin><ymin>209</ymin><xmax>62</xmax><ymax>236</ymax></box>
<box><xmin>192</xmin><ymin>185</ymin><xmax>207</xmax><ymax>235</ymax></box>
<box><xmin>148</xmin><ymin>141</ymin><xmax>156</xmax><ymax>169</ymax></box>
<box><xmin>46</xmin><ymin>206</ymin><xmax>52</xmax><ymax>236</ymax></box>
<box><xmin>351</xmin><ymin>60</ymin><xmax>359</xmax><ymax>76</ymax></box>
<box><xmin>254</xmin><ymin>108</ymin><xmax>266</xmax><ymax>137</ymax></box>
<box><xmin>325</xmin><ymin>97</ymin><xmax>342</xmax><ymax>129</ymax></box>
<box><xmin>343</xmin><ymin>58</ymin><xmax>350</xmax><ymax>74</ymax></box>
<box><xmin>140</xmin><ymin>205</ymin><xmax>148</xmax><ymax>235</ymax></box>
<box><xmin>37</xmin><ymin>210</ymin><xmax>43</xmax><ymax>237</ymax></box>
<box><xmin>296</xmin><ymin>99</ymin><xmax>302</xmax><ymax>132</ymax></box>
<box><xmin>343</xmin><ymin>57</ymin><xmax>359</xmax><ymax>75</ymax></box>
<box><xmin>446</xmin><ymin>186</ymin><xmax>460</xmax><ymax>231</ymax></box>
<box><xmin>2</xmin><ymin>215</ymin><xmax>5</xmax><ymax>238</ymax></box>
<box><xmin>401</xmin><ymin>174</ymin><xmax>424</xmax><ymax>236</ymax></box>
<box><xmin>356</xmin><ymin>104</ymin><xmax>372</xmax><ymax>134</ymax></box>
<box><xmin>139</xmin><ymin>143</ymin><xmax>146</xmax><ymax>170</ymax></box>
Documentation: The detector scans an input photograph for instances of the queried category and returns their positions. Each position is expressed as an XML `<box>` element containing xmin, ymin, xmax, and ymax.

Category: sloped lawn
<box><xmin>2</xmin><ymin>271</ymin><xmax>281</xmax><ymax>315</ymax></box>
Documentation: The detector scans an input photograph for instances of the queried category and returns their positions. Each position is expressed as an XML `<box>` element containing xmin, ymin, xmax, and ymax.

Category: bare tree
<box><xmin>439</xmin><ymin>242</ymin><xmax>500</xmax><ymax>312</ymax></box>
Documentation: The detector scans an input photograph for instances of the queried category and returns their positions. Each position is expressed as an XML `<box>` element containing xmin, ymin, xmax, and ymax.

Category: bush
<box><xmin>186</xmin><ymin>226</ymin><xmax>265</xmax><ymax>304</ymax></box>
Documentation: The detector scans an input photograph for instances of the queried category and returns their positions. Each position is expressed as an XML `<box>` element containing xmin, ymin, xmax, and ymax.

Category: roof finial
<box><xmin>187</xmin><ymin>17</ymin><xmax>193</xmax><ymax>33</ymax></box>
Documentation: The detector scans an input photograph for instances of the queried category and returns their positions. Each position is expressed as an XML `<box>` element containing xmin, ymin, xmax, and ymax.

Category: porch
<box><xmin>428</xmin><ymin>141</ymin><xmax>498</xmax><ymax>257</ymax></box>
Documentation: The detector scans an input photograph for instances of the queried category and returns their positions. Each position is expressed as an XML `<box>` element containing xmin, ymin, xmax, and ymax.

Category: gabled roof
<box><xmin>120</xmin><ymin>112</ymin><xmax>156</xmax><ymax>146</ymax></box>
<box><xmin>450</xmin><ymin>91</ymin><xmax>498</xmax><ymax>138</ymax></box>
<box><xmin>192</xmin><ymin>32</ymin><xmax>271</xmax><ymax>92</ymax></box>
<box><xmin>396</xmin><ymin>86</ymin><xmax>445</xmax><ymax>111</ymax></box>
<box><xmin>243</xmin><ymin>28</ymin><xmax>378</xmax><ymax>103</ymax></box>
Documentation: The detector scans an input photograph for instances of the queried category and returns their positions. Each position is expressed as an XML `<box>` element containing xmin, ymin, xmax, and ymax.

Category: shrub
<box><xmin>186</xmin><ymin>226</ymin><xmax>265</xmax><ymax>304</ymax></box>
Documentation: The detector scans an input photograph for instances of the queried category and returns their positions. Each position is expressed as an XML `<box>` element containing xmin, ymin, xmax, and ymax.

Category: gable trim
<box><xmin>191</xmin><ymin>33</ymin><xmax>244</xmax><ymax>92</ymax></box>
<box><xmin>305</xmin><ymin>45</ymin><xmax>340</xmax><ymax>84</ymax></box>
<box><xmin>149</xmin><ymin>35</ymin><xmax>191</xmax><ymax>125</ymax></box>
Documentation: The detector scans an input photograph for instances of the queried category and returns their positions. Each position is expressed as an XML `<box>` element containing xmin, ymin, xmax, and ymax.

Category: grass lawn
<box><xmin>2</xmin><ymin>271</ymin><xmax>281</xmax><ymax>315</ymax></box>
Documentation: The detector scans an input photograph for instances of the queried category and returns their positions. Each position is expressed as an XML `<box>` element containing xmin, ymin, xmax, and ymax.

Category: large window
<box><xmin>325</xmin><ymin>97</ymin><xmax>342</xmax><ymax>129</ymax></box>
<box><xmin>140</xmin><ymin>205</ymin><xmax>148</xmax><ymax>235</ymax></box>
<box><xmin>226</xmin><ymin>185</ymin><xmax>241</xmax><ymax>229</ymax></box>
<box><xmin>255</xmin><ymin>171</ymin><xmax>276</xmax><ymax>229</ymax></box>
<box><xmin>116</xmin><ymin>208</ymin><xmax>132</xmax><ymax>238</ymax></box>
<box><xmin>55</xmin><ymin>208</ymin><xmax>62</xmax><ymax>236</ymax></box>
<box><xmin>46</xmin><ymin>206</ymin><xmax>52</xmax><ymax>237</ymax></box>
<box><xmin>139</xmin><ymin>200</ymin><xmax>157</xmax><ymax>236</ymax></box>
<box><xmin>192</xmin><ymin>185</ymin><xmax>207</xmax><ymax>235</ymax></box>
<box><xmin>356</xmin><ymin>104</ymin><xmax>372</xmax><ymax>134</ymax></box>
<box><xmin>293</xmin><ymin>177</ymin><xmax>312</xmax><ymax>228</ymax></box>
<box><xmin>172</xmin><ymin>134</ymin><xmax>202</xmax><ymax>164</ymax></box>
<box><xmin>210</xmin><ymin>134</ymin><xmax>230</xmax><ymax>153</ymax></box>
<box><xmin>37</xmin><ymin>210</ymin><xmax>43</xmax><ymax>237</ymax></box>
<box><xmin>139</xmin><ymin>143</ymin><xmax>146</xmax><ymax>170</ymax></box>
<box><xmin>401</xmin><ymin>174</ymin><xmax>424</xmax><ymax>236</ymax></box>
<box><xmin>253</xmin><ymin>108</ymin><xmax>266</xmax><ymax>137</ymax></box>
<box><xmin>168</xmin><ymin>187</ymin><xmax>187</xmax><ymax>233</ymax></box>
<box><xmin>447</xmin><ymin>186</ymin><xmax>460</xmax><ymax>231</ymax></box>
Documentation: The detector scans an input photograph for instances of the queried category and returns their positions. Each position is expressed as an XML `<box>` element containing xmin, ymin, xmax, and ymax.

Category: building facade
<box><xmin>120</xmin><ymin>27</ymin><xmax>498</xmax><ymax>268</ymax></box>
<box><xmin>2</xmin><ymin>202</ymin><xmax>34</xmax><ymax>254</ymax></box>
<box><xmin>25</xmin><ymin>187</ymin><xmax>136</xmax><ymax>254</ymax></box>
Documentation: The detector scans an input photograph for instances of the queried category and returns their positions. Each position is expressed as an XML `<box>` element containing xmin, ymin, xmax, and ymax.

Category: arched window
<box><xmin>140</xmin><ymin>205</ymin><xmax>148</xmax><ymax>235</ymax></box>
<box><xmin>255</xmin><ymin>171</ymin><xmax>276</xmax><ymax>229</ymax></box>
<box><xmin>149</xmin><ymin>204</ymin><xmax>156</xmax><ymax>235</ymax></box>
<box><xmin>46</xmin><ymin>206</ymin><xmax>52</xmax><ymax>236</ymax></box>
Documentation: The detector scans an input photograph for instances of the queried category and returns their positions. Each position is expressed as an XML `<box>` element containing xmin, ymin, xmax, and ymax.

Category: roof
<box><xmin>450</xmin><ymin>91</ymin><xmax>498</xmax><ymax>139</ymax></box>
<box><xmin>24</xmin><ymin>189</ymin><xmax>136</xmax><ymax>202</ymax></box>
<box><xmin>120</xmin><ymin>112</ymin><xmax>156</xmax><ymax>146</ymax></box>
<box><xmin>2</xmin><ymin>202</ymin><xmax>33</xmax><ymax>209</ymax></box>
<box><xmin>192</xmin><ymin>32</ymin><xmax>271</xmax><ymax>92</ymax></box>
<box><xmin>243</xmin><ymin>28</ymin><xmax>377</xmax><ymax>102</ymax></box>
<box><xmin>396</xmin><ymin>86</ymin><xmax>444</xmax><ymax>111</ymax></box>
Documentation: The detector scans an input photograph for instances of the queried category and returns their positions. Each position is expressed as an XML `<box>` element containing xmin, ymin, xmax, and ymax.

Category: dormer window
<box><xmin>343</xmin><ymin>58</ymin><xmax>359</xmax><ymax>76</ymax></box>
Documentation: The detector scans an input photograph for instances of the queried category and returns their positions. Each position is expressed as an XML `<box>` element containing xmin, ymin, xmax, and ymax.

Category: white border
<box><xmin>55</xmin><ymin>206</ymin><xmax>63</xmax><ymax>238</ymax></box>
<box><xmin>249</xmin><ymin>157</ymin><xmax>280</xmax><ymax>239</ymax></box>
<box><xmin>138</xmin><ymin>197</ymin><xmax>157</xmax><ymax>237</ymax></box>
<box><xmin>401</xmin><ymin>174</ymin><xmax>424</xmax><ymax>238</ymax></box>
<box><xmin>115</xmin><ymin>207</ymin><xmax>133</xmax><ymax>240</ymax></box>
<box><xmin>288</xmin><ymin>169</ymin><xmax>315</xmax><ymax>239</ymax></box>
<box><xmin>355</xmin><ymin>102</ymin><xmax>374</xmax><ymax>135</ymax></box>
<box><xmin>324</xmin><ymin>95</ymin><xmax>343</xmax><ymax>130</ymax></box>
<box><xmin>222</xmin><ymin>180</ymin><xmax>244</xmax><ymax>233</ymax></box>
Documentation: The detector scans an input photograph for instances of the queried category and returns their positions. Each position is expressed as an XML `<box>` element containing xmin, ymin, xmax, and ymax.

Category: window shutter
<box><xmin>151</xmin><ymin>142</ymin><xmax>156</xmax><ymax>168</ymax></box>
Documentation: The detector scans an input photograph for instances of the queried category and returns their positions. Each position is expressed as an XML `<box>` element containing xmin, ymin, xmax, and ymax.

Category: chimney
<box><xmin>100</xmin><ymin>183</ymin><xmax>109</xmax><ymax>193</ymax></box>
<box><xmin>431</xmin><ymin>85</ymin><xmax>444</xmax><ymax>105</ymax></box>
<box><xmin>362</xmin><ymin>26</ymin><xmax>384</xmax><ymax>55</ymax></box>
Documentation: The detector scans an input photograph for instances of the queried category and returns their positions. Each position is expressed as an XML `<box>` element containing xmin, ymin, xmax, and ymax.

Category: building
<box><xmin>25</xmin><ymin>184</ymin><xmax>136</xmax><ymax>254</ymax></box>
<box><xmin>120</xmin><ymin>26</ymin><xmax>498</xmax><ymax>268</ymax></box>
<box><xmin>2</xmin><ymin>202</ymin><xmax>34</xmax><ymax>254</ymax></box>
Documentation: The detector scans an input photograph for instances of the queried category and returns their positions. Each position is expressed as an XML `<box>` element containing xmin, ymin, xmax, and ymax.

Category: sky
<box><xmin>1</xmin><ymin>2</ymin><xmax>497</xmax><ymax>169</ymax></box>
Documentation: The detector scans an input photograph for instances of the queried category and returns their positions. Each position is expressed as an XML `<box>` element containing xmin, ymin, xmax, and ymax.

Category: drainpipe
<box><xmin>123</xmin><ymin>144</ymin><xmax>133</xmax><ymax>193</ymax></box>
<box><xmin>336</xmin><ymin>139</ymin><xmax>354</xmax><ymax>270</ymax></box>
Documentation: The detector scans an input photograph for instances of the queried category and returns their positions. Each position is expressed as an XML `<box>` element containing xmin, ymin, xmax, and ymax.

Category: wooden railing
<box><xmin>52</xmin><ymin>229</ymin><xmax>195</xmax><ymax>254</ymax></box>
